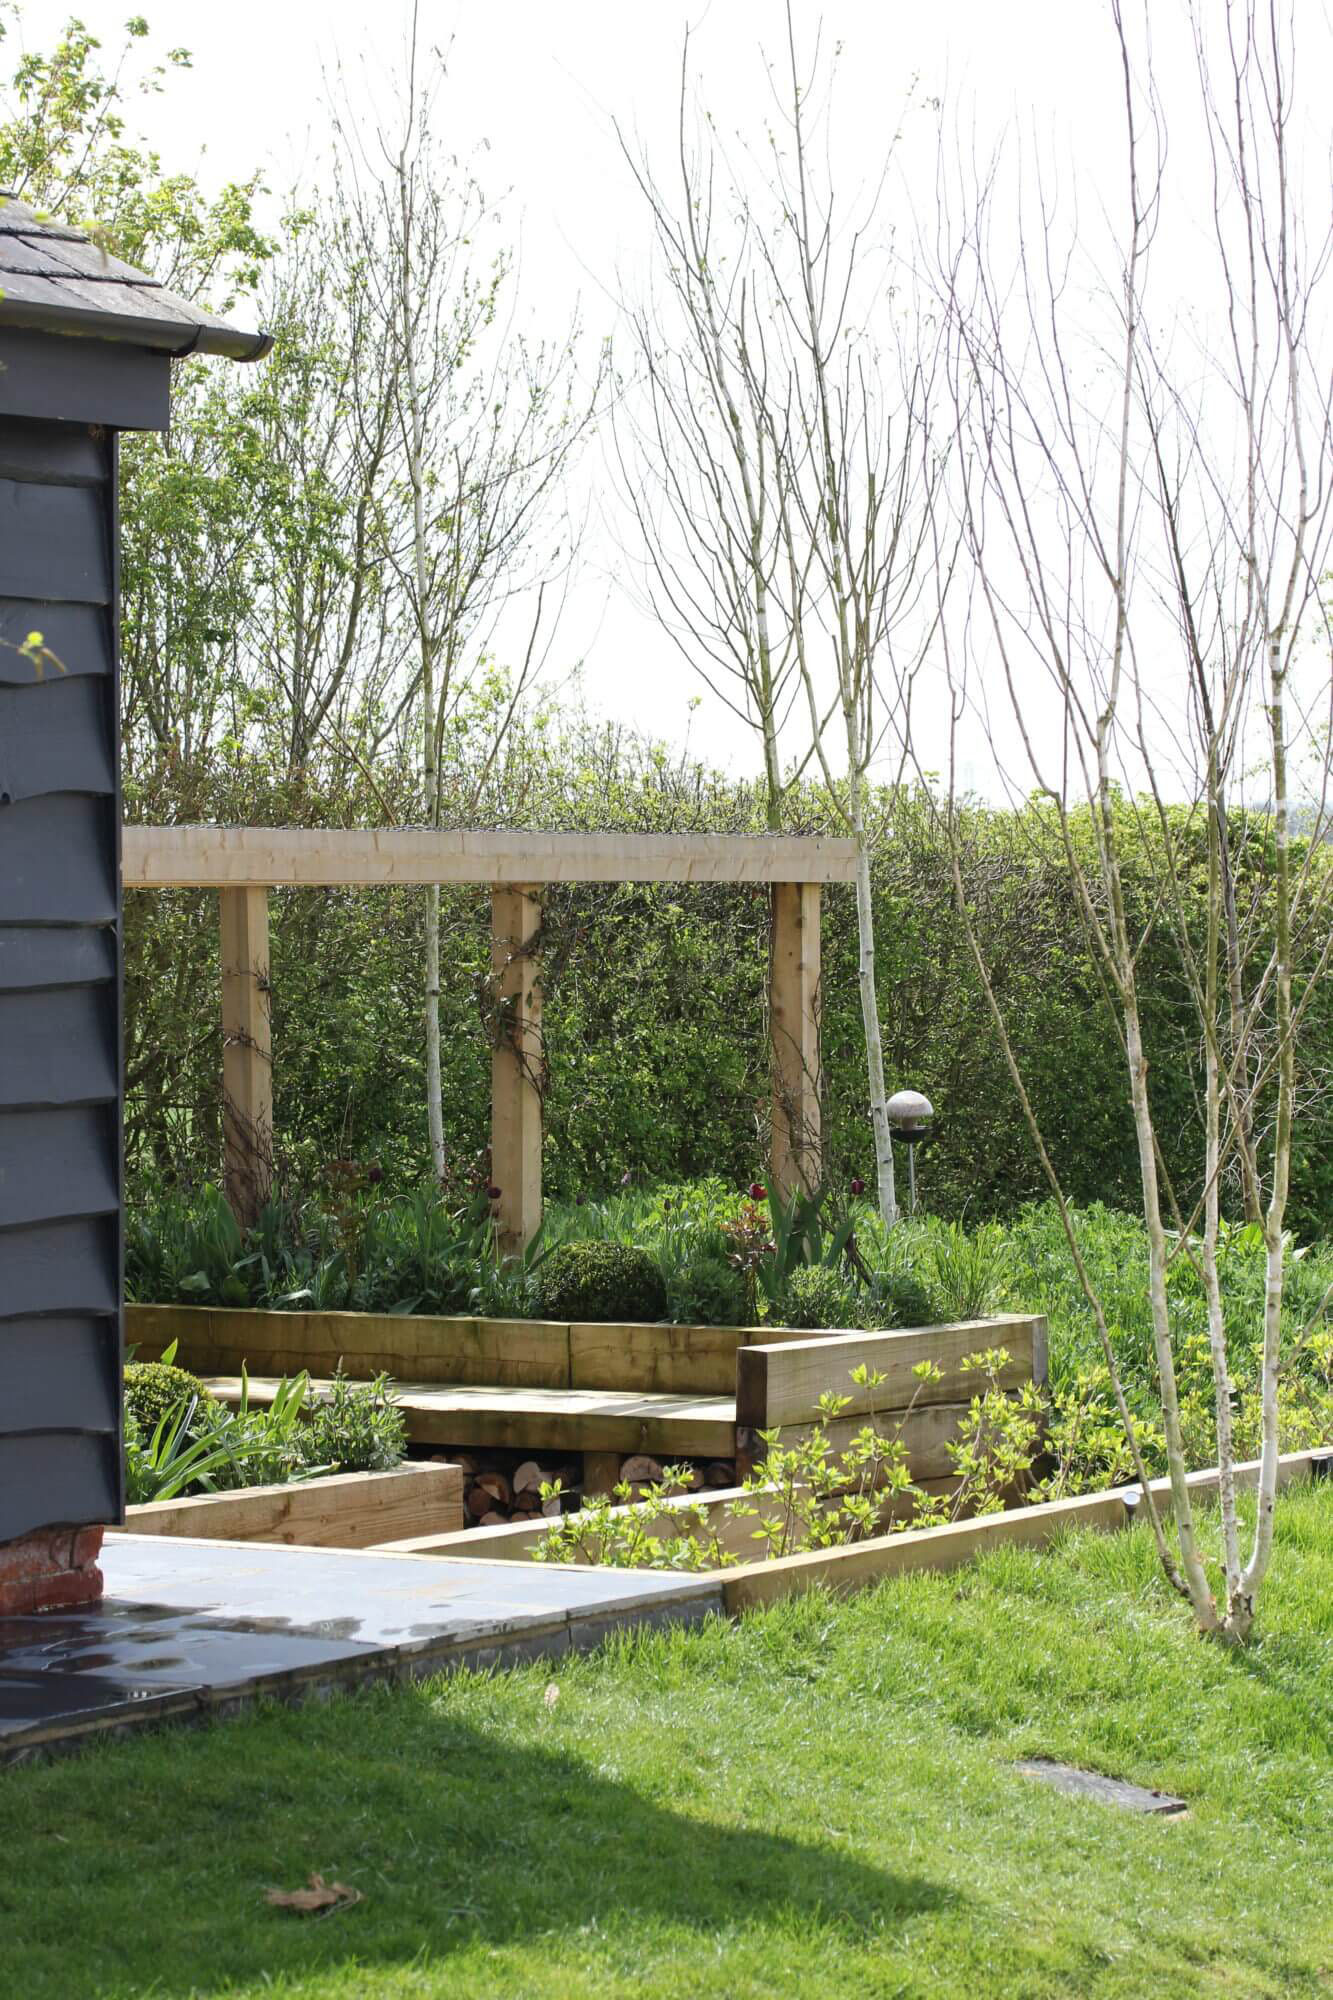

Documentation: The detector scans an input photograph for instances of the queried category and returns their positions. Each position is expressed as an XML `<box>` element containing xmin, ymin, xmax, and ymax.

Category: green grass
<box><xmin>4</xmin><ymin>1486</ymin><xmax>1332</xmax><ymax>1999</ymax></box>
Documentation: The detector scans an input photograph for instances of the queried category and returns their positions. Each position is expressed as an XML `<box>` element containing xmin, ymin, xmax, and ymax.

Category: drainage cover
<box><xmin>1016</xmin><ymin>1759</ymin><xmax>1187</xmax><ymax>1816</ymax></box>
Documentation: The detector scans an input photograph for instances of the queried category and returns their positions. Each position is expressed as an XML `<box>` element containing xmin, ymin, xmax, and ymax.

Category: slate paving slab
<box><xmin>0</xmin><ymin>1667</ymin><xmax>200</xmax><ymax>1750</ymax></box>
<box><xmin>0</xmin><ymin>1535</ymin><xmax>723</xmax><ymax>1759</ymax></box>
<box><xmin>1016</xmin><ymin>1758</ymin><xmax>1188</xmax><ymax>1815</ymax></box>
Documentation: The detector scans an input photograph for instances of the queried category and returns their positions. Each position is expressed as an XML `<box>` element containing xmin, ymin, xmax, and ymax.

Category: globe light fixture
<box><xmin>885</xmin><ymin>1088</ymin><xmax>935</xmax><ymax>1216</ymax></box>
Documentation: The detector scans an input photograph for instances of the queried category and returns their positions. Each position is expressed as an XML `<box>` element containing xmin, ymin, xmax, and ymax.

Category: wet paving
<box><xmin>0</xmin><ymin>1535</ymin><xmax>723</xmax><ymax>1758</ymax></box>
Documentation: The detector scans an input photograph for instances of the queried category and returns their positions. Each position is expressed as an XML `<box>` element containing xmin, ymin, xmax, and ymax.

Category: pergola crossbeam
<box><xmin>123</xmin><ymin>825</ymin><xmax>857</xmax><ymax>888</ymax></box>
<box><xmin>124</xmin><ymin>825</ymin><xmax>855</xmax><ymax>1240</ymax></box>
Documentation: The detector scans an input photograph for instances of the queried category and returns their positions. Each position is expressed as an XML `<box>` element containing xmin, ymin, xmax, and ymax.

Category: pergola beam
<box><xmin>769</xmin><ymin>883</ymin><xmax>822</xmax><ymax>1207</ymax></box>
<box><xmin>122</xmin><ymin>825</ymin><xmax>857</xmax><ymax>889</ymax></box>
<box><xmin>219</xmin><ymin>886</ymin><xmax>272</xmax><ymax>1228</ymax></box>
<box><xmin>126</xmin><ymin>825</ymin><xmax>849</xmax><ymax>1237</ymax></box>
<box><xmin>490</xmin><ymin>887</ymin><xmax>543</xmax><ymax>1255</ymax></box>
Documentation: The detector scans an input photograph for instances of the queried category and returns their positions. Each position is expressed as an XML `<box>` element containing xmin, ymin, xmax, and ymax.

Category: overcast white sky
<box><xmin>12</xmin><ymin>2</ymin><xmax>1330</xmax><ymax>801</ymax></box>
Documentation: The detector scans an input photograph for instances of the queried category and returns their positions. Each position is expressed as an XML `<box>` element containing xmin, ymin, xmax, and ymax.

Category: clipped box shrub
<box><xmin>123</xmin><ymin>1361</ymin><xmax>215</xmax><ymax>1440</ymax></box>
<box><xmin>537</xmin><ymin>1241</ymin><xmax>667</xmax><ymax>1323</ymax></box>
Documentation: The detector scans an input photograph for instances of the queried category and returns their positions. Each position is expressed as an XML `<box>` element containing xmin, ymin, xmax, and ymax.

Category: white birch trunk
<box><xmin>847</xmin><ymin>742</ymin><xmax>897</xmax><ymax>1227</ymax></box>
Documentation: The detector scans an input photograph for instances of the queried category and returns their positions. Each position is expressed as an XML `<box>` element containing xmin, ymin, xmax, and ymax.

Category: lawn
<box><xmin>4</xmin><ymin>1486</ymin><xmax>1331</xmax><ymax>2000</ymax></box>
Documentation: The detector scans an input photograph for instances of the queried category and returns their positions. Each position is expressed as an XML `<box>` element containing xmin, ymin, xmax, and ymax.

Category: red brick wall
<box><xmin>0</xmin><ymin>1526</ymin><xmax>104</xmax><ymax>1614</ymax></box>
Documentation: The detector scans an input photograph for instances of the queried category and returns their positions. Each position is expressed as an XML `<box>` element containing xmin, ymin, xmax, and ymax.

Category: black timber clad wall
<box><xmin>0</xmin><ymin>412</ymin><xmax>123</xmax><ymax>1542</ymax></box>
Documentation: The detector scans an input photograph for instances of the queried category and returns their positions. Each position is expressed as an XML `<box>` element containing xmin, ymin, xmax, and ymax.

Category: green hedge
<box><xmin>122</xmin><ymin>737</ymin><xmax>1333</xmax><ymax>1239</ymax></box>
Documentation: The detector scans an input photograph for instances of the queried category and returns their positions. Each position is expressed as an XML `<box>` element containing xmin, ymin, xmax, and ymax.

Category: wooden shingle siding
<box><xmin>0</xmin><ymin>479</ymin><xmax>111</xmax><ymax>601</ymax></box>
<box><xmin>0</xmin><ymin>987</ymin><xmax>117</xmax><ymax>1106</ymax></box>
<box><xmin>0</xmin><ymin>327</ymin><xmax>169</xmax><ymax>431</ymax></box>
<box><xmin>0</xmin><ymin>926</ymin><xmax>116</xmax><ymax>990</ymax></box>
<box><xmin>2</xmin><ymin>1216</ymin><xmax>119</xmax><ymax>1318</ymax></box>
<box><xmin>0</xmin><ymin>407</ymin><xmax>122</xmax><ymax>1541</ymax></box>
<box><xmin>2</xmin><ymin>1319</ymin><xmax>120</xmax><ymax>1432</ymax></box>
<box><xmin>0</xmin><ymin>601</ymin><xmax>113</xmax><ymax>682</ymax></box>
<box><xmin>0</xmin><ymin>1433</ymin><xmax>119</xmax><ymax>1544</ymax></box>
<box><xmin>0</xmin><ymin>1107</ymin><xmax>119</xmax><ymax>1229</ymax></box>
<box><xmin>0</xmin><ymin>414</ymin><xmax>106</xmax><ymax>487</ymax></box>
<box><xmin>0</xmin><ymin>794</ymin><xmax>118</xmax><ymax>922</ymax></box>
<box><xmin>0</xmin><ymin>673</ymin><xmax>117</xmax><ymax>800</ymax></box>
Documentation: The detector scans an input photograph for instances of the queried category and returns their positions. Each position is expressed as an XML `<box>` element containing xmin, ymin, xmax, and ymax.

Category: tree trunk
<box><xmin>847</xmin><ymin>760</ymin><xmax>897</xmax><ymax>1226</ymax></box>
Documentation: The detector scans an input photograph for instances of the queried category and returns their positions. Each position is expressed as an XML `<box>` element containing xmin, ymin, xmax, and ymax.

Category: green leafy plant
<box><xmin>535</xmin><ymin>1240</ymin><xmax>667</xmax><ymax>1323</ymax></box>
<box><xmin>942</xmin><ymin>1349</ymin><xmax>1047</xmax><ymax>1517</ymax></box>
<box><xmin>777</xmin><ymin>1265</ymin><xmax>884</xmax><ymax>1331</ymax></box>
<box><xmin>123</xmin><ymin>1395</ymin><xmax>320</xmax><ymax>1505</ymax></box>
<box><xmin>295</xmin><ymin>1371</ymin><xmax>405</xmax><ymax>1473</ymax></box>
<box><xmin>869</xmin><ymin>1271</ymin><xmax>939</xmax><ymax>1329</ymax></box>
<box><xmin>665</xmin><ymin>1251</ymin><xmax>749</xmax><ymax>1327</ymax></box>
<box><xmin>922</xmin><ymin>1220</ymin><xmax>1015</xmax><ymax>1321</ymax></box>
<box><xmin>123</xmin><ymin>1360</ymin><xmax>215</xmax><ymax>1443</ymax></box>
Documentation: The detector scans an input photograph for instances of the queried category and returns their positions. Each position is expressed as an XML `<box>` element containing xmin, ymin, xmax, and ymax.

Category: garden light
<box><xmin>886</xmin><ymin>1089</ymin><xmax>935</xmax><ymax>1216</ymax></box>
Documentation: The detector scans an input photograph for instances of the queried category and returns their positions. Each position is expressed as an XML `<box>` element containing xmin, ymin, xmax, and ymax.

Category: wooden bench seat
<box><xmin>203</xmin><ymin>1375</ymin><xmax>739</xmax><ymax>1460</ymax></box>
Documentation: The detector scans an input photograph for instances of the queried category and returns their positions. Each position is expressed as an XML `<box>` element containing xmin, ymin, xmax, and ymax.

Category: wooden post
<box><xmin>769</xmin><ymin>882</ymin><xmax>822</xmax><ymax>1206</ymax></box>
<box><xmin>220</xmin><ymin>886</ymin><xmax>272</xmax><ymax>1228</ymax></box>
<box><xmin>490</xmin><ymin>886</ymin><xmax>543</xmax><ymax>1255</ymax></box>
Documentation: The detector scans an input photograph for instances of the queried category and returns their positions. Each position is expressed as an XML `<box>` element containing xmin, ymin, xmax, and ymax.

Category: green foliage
<box><xmin>122</xmin><ymin>1360</ymin><xmax>214</xmax><ymax>1442</ymax></box>
<box><xmin>535</xmin><ymin>1240</ymin><xmax>667</xmax><ymax>1324</ymax></box>
<box><xmin>920</xmin><ymin>1219</ymin><xmax>1016</xmax><ymax>1321</ymax></box>
<box><xmin>533</xmin><ymin>1351</ymin><xmax>1038</xmax><ymax>1570</ymax></box>
<box><xmin>294</xmin><ymin>1372</ymin><xmax>405</xmax><ymax>1474</ymax></box>
<box><xmin>123</xmin><ymin>1388</ymin><xmax>320</xmax><ymax>1505</ymax></box>
<box><xmin>777</xmin><ymin>1265</ymin><xmax>883</xmax><ymax>1331</ymax></box>
<box><xmin>664</xmin><ymin>1252</ymin><xmax>748</xmax><ymax>1328</ymax></box>
<box><xmin>868</xmin><ymin>1271</ymin><xmax>938</xmax><ymax>1329</ymax></box>
<box><xmin>123</xmin><ymin>1359</ymin><xmax>404</xmax><ymax>1500</ymax></box>
<box><xmin>126</xmin><ymin>1181</ymin><xmax>497</xmax><ymax>1317</ymax></box>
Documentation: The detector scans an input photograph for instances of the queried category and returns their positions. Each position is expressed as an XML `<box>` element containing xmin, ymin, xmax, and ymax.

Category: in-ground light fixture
<box><xmin>885</xmin><ymin>1089</ymin><xmax>934</xmax><ymax>1217</ymax></box>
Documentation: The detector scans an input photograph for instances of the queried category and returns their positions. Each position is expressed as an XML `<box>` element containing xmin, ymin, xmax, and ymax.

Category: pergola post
<box><xmin>220</xmin><ymin>886</ymin><xmax>272</xmax><ymax>1229</ymax></box>
<box><xmin>769</xmin><ymin>881</ymin><xmax>822</xmax><ymax>1205</ymax></box>
<box><xmin>490</xmin><ymin>886</ymin><xmax>543</xmax><ymax>1254</ymax></box>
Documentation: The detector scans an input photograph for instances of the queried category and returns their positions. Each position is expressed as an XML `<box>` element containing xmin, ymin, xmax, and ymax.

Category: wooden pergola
<box><xmin>122</xmin><ymin>826</ymin><xmax>858</xmax><ymax>1250</ymax></box>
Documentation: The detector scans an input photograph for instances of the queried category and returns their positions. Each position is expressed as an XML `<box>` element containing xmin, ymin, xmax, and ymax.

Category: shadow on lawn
<box><xmin>33</xmin><ymin>1682</ymin><xmax>962</xmax><ymax>1998</ymax></box>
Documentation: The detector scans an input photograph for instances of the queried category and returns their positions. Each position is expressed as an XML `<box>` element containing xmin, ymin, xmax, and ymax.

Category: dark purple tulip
<box><xmin>850</xmin><ymin>1176</ymin><xmax>865</xmax><ymax>1197</ymax></box>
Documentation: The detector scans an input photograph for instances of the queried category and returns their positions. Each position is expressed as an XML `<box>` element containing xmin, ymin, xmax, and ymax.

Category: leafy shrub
<box><xmin>294</xmin><ymin>1372</ymin><xmax>405</xmax><ymax>1473</ymax></box>
<box><xmin>777</xmin><ymin>1265</ymin><xmax>883</xmax><ymax>1331</ymax></box>
<box><xmin>124</xmin><ymin>1361</ymin><xmax>215</xmax><ymax>1441</ymax></box>
<box><xmin>870</xmin><ymin>1272</ymin><xmax>939</xmax><ymax>1329</ymax></box>
<box><xmin>667</xmin><ymin>1252</ymin><xmax>749</xmax><ymax>1327</ymax></box>
<box><xmin>536</xmin><ymin>1240</ymin><xmax>667</xmax><ymax>1323</ymax></box>
<box><xmin>123</xmin><ymin>1392</ymin><xmax>319</xmax><ymax>1504</ymax></box>
<box><xmin>533</xmin><ymin>1350</ymin><xmax>1035</xmax><ymax>1568</ymax></box>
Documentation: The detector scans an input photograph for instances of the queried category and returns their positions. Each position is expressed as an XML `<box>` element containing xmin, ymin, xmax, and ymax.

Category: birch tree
<box><xmin>615</xmin><ymin>46</ymin><xmax>802</xmax><ymax>830</ymax></box>
<box><xmin>333</xmin><ymin>16</ymin><xmax>601</xmax><ymax>1179</ymax></box>
<box><xmin>625</xmin><ymin>7</ymin><xmax>946</xmax><ymax>1222</ymax></box>
<box><xmin>932</xmin><ymin>0</ymin><xmax>1333</xmax><ymax>1640</ymax></box>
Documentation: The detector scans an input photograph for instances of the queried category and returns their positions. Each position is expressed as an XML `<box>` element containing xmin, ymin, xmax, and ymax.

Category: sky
<box><xmin>10</xmin><ymin>1</ymin><xmax>1329</xmax><ymax>803</ymax></box>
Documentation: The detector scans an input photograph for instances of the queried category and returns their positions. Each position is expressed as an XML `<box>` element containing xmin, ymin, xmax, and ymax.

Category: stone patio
<box><xmin>0</xmin><ymin>1532</ymin><xmax>723</xmax><ymax>1761</ymax></box>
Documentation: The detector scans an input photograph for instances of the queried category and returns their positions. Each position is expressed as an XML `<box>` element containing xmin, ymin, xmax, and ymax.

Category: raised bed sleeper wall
<box><xmin>124</xmin><ymin>1305</ymin><xmax>1049</xmax><ymax>1516</ymax></box>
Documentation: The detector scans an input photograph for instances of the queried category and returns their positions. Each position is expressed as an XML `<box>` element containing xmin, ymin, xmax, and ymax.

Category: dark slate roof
<box><xmin>0</xmin><ymin>193</ymin><xmax>272</xmax><ymax>360</ymax></box>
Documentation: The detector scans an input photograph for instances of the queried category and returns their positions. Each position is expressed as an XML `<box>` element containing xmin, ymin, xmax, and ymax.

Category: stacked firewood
<box><xmin>423</xmin><ymin>1449</ymin><xmax>738</xmax><ymax>1527</ymax></box>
